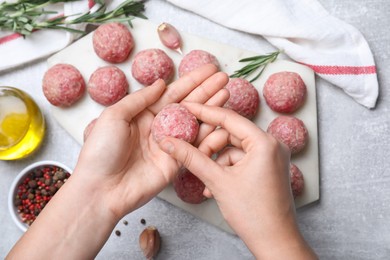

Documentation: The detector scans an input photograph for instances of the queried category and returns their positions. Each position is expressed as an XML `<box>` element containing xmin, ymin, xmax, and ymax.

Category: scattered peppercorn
<box><xmin>140</xmin><ymin>218</ymin><xmax>146</xmax><ymax>225</ymax></box>
<box><xmin>123</xmin><ymin>220</ymin><xmax>128</xmax><ymax>226</ymax></box>
<box><xmin>14</xmin><ymin>165</ymin><xmax>71</xmax><ymax>226</ymax></box>
<box><xmin>115</xmin><ymin>230</ymin><xmax>121</xmax><ymax>236</ymax></box>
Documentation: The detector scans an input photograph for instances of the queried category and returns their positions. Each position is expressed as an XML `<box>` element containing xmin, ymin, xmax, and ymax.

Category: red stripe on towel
<box><xmin>0</xmin><ymin>33</ymin><xmax>23</xmax><ymax>45</ymax></box>
<box><xmin>301</xmin><ymin>63</ymin><xmax>376</xmax><ymax>75</ymax></box>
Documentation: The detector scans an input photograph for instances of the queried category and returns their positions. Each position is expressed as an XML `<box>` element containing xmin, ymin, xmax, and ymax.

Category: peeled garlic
<box><xmin>157</xmin><ymin>22</ymin><xmax>182</xmax><ymax>54</ymax></box>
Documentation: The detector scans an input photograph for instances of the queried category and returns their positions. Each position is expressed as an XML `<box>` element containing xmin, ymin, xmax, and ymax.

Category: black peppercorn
<box><xmin>27</xmin><ymin>193</ymin><xmax>34</xmax><ymax>200</ymax></box>
<box><xmin>28</xmin><ymin>180</ymin><xmax>37</xmax><ymax>188</ymax></box>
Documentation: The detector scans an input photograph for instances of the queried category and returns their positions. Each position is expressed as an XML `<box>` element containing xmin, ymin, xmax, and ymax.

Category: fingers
<box><xmin>105</xmin><ymin>79</ymin><xmax>166</xmax><ymax>122</ymax></box>
<box><xmin>194</xmin><ymin>88</ymin><xmax>230</xmax><ymax>146</ymax></box>
<box><xmin>197</xmin><ymin>128</ymin><xmax>242</xmax><ymax>157</ymax></box>
<box><xmin>183</xmin><ymin>71</ymin><xmax>229</xmax><ymax>103</ymax></box>
<box><xmin>182</xmin><ymin>102</ymin><xmax>267</xmax><ymax>151</ymax></box>
<box><xmin>203</xmin><ymin>188</ymin><xmax>213</xmax><ymax>199</ymax></box>
<box><xmin>148</xmin><ymin>64</ymin><xmax>219</xmax><ymax>114</ymax></box>
<box><xmin>215</xmin><ymin>147</ymin><xmax>245</xmax><ymax>166</ymax></box>
<box><xmin>158</xmin><ymin>137</ymin><xmax>221</xmax><ymax>186</ymax></box>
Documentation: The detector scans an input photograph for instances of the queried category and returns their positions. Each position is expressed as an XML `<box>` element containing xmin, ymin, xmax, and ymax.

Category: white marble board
<box><xmin>47</xmin><ymin>18</ymin><xmax>319</xmax><ymax>234</ymax></box>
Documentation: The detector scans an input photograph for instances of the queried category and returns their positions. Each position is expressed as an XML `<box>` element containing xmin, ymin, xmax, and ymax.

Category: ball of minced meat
<box><xmin>223</xmin><ymin>78</ymin><xmax>260</xmax><ymax>119</ymax></box>
<box><xmin>151</xmin><ymin>103</ymin><xmax>199</xmax><ymax>144</ymax></box>
<box><xmin>93</xmin><ymin>22</ymin><xmax>134</xmax><ymax>63</ymax></box>
<box><xmin>178</xmin><ymin>49</ymin><xmax>220</xmax><ymax>77</ymax></box>
<box><xmin>263</xmin><ymin>71</ymin><xmax>307</xmax><ymax>113</ymax></box>
<box><xmin>83</xmin><ymin>118</ymin><xmax>97</xmax><ymax>142</ymax></box>
<box><xmin>267</xmin><ymin>116</ymin><xmax>308</xmax><ymax>154</ymax></box>
<box><xmin>87</xmin><ymin>66</ymin><xmax>129</xmax><ymax>106</ymax></box>
<box><xmin>173</xmin><ymin>168</ymin><xmax>206</xmax><ymax>204</ymax></box>
<box><xmin>42</xmin><ymin>63</ymin><xmax>85</xmax><ymax>107</ymax></box>
<box><xmin>290</xmin><ymin>163</ymin><xmax>304</xmax><ymax>198</ymax></box>
<box><xmin>131</xmin><ymin>48</ymin><xmax>174</xmax><ymax>86</ymax></box>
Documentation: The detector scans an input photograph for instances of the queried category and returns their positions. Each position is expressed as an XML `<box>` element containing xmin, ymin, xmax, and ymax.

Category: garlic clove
<box><xmin>157</xmin><ymin>22</ymin><xmax>182</xmax><ymax>54</ymax></box>
<box><xmin>139</xmin><ymin>226</ymin><xmax>161</xmax><ymax>260</ymax></box>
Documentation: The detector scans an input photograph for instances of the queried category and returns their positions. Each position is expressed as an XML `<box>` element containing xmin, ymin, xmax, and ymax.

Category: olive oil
<box><xmin>0</xmin><ymin>87</ymin><xmax>45</xmax><ymax>160</ymax></box>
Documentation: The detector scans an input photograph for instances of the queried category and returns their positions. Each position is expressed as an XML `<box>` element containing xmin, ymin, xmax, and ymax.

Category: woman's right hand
<box><xmin>158</xmin><ymin>103</ymin><xmax>317</xmax><ymax>259</ymax></box>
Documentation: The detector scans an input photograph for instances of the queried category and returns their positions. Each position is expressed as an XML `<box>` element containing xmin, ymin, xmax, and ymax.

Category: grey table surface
<box><xmin>1</xmin><ymin>0</ymin><xmax>389</xmax><ymax>259</ymax></box>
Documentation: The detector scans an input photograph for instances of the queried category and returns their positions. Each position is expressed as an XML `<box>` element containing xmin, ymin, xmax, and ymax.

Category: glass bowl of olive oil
<box><xmin>0</xmin><ymin>87</ymin><xmax>45</xmax><ymax>160</ymax></box>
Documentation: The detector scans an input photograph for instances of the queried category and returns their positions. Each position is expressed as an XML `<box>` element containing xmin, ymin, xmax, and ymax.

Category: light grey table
<box><xmin>1</xmin><ymin>0</ymin><xmax>389</xmax><ymax>259</ymax></box>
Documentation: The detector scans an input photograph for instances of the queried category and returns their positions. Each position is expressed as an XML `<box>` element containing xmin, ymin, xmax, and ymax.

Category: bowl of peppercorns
<box><xmin>8</xmin><ymin>160</ymin><xmax>72</xmax><ymax>232</ymax></box>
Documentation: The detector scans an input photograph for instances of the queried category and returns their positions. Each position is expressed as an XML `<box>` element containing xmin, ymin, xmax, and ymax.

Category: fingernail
<box><xmin>160</xmin><ymin>140</ymin><xmax>174</xmax><ymax>154</ymax></box>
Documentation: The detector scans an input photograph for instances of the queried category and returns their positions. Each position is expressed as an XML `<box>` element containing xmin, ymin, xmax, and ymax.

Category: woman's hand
<box><xmin>75</xmin><ymin>64</ymin><xmax>229</xmax><ymax>219</ymax></box>
<box><xmin>158</xmin><ymin>103</ymin><xmax>317</xmax><ymax>259</ymax></box>
<box><xmin>7</xmin><ymin>65</ymin><xmax>230</xmax><ymax>260</ymax></box>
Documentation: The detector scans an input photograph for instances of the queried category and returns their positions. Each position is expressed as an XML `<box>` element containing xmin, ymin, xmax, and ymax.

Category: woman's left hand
<box><xmin>74</xmin><ymin>64</ymin><xmax>229</xmax><ymax>219</ymax></box>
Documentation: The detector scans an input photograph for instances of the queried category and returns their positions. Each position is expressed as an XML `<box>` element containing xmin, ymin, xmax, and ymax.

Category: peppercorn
<box><xmin>34</xmin><ymin>171</ymin><xmax>43</xmax><ymax>178</ymax></box>
<box><xmin>48</xmin><ymin>186</ymin><xmax>57</xmax><ymax>196</ymax></box>
<box><xmin>14</xmin><ymin>198</ymin><xmax>22</xmax><ymax>206</ymax></box>
<box><xmin>140</xmin><ymin>218</ymin><xmax>146</xmax><ymax>225</ymax></box>
<box><xmin>44</xmin><ymin>178</ymin><xmax>52</xmax><ymax>186</ymax></box>
<box><xmin>56</xmin><ymin>181</ymin><xmax>64</xmax><ymax>189</ymax></box>
<box><xmin>115</xmin><ymin>230</ymin><xmax>121</xmax><ymax>236</ymax></box>
<box><xmin>14</xmin><ymin>165</ymin><xmax>71</xmax><ymax>226</ymax></box>
<box><xmin>28</xmin><ymin>180</ymin><xmax>37</xmax><ymax>188</ymax></box>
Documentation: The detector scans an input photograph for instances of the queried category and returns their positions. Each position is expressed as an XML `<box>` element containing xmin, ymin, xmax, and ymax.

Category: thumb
<box><xmin>158</xmin><ymin>137</ymin><xmax>220</xmax><ymax>185</ymax></box>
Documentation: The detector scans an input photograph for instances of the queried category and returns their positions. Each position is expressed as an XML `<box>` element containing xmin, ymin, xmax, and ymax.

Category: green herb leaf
<box><xmin>230</xmin><ymin>50</ymin><xmax>282</xmax><ymax>82</ymax></box>
<box><xmin>0</xmin><ymin>0</ymin><xmax>146</xmax><ymax>36</ymax></box>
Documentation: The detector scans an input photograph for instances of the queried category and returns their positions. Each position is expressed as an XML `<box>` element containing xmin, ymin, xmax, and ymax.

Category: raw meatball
<box><xmin>83</xmin><ymin>118</ymin><xmax>97</xmax><ymax>142</ymax></box>
<box><xmin>178</xmin><ymin>50</ymin><xmax>220</xmax><ymax>77</ymax></box>
<box><xmin>42</xmin><ymin>63</ymin><xmax>85</xmax><ymax>107</ymax></box>
<box><xmin>173</xmin><ymin>168</ymin><xmax>206</xmax><ymax>204</ymax></box>
<box><xmin>267</xmin><ymin>116</ymin><xmax>308</xmax><ymax>154</ymax></box>
<box><xmin>93</xmin><ymin>22</ymin><xmax>134</xmax><ymax>63</ymax></box>
<box><xmin>131</xmin><ymin>48</ymin><xmax>174</xmax><ymax>86</ymax></box>
<box><xmin>224</xmin><ymin>78</ymin><xmax>260</xmax><ymax>119</ymax></box>
<box><xmin>290</xmin><ymin>163</ymin><xmax>304</xmax><ymax>198</ymax></box>
<box><xmin>87</xmin><ymin>66</ymin><xmax>129</xmax><ymax>106</ymax></box>
<box><xmin>263</xmin><ymin>71</ymin><xmax>307</xmax><ymax>113</ymax></box>
<box><xmin>151</xmin><ymin>103</ymin><xmax>199</xmax><ymax>144</ymax></box>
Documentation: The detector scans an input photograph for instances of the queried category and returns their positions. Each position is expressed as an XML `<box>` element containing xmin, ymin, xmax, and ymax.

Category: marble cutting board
<box><xmin>47</xmin><ymin>18</ymin><xmax>319</xmax><ymax>234</ymax></box>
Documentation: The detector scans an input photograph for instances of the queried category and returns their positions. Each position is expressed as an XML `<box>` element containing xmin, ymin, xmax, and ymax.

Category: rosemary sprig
<box><xmin>230</xmin><ymin>50</ymin><xmax>282</xmax><ymax>82</ymax></box>
<box><xmin>0</xmin><ymin>0</ymin><xmax>146</xmax><ymax>36</ymax></box>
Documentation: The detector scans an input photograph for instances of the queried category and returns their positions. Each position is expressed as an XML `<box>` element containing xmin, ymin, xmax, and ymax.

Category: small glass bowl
<box><xmin>8</xmin><ymin>160</ymin><xmax>72</xmax><ymax>232</ymax></box>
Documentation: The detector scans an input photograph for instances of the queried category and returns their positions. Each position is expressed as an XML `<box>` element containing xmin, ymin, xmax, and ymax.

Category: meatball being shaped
<box><xmin>173</xmin><ymin>168</ymin><xmax>207</xmax><ymax>204</ymax></box>
<box><xmin>87</xmin><ymin>66</ymin><xmax>129</xmax><ymax>106</ymax></box>
<box><xmin>267</xmin><ymin>116</ymin><xmax>308</xmax><ymax>155</ymax></box>
<box><xmin>224</xmin><ymin>78</ymin><xmax>260</xmax><ymax>119</ymax></box>
<box><xmin>42</xmin><ymin>63</ymin><xmax>85</xmax><ymax>107</ymax></box>
<box><xmin>151</xmin><ymin>103</ymin><xmax>199</xmax><ymax>144</ymax></box>
<box><xmin>131</xmin><ymin>48</ymin><xmax>175</xmax><ymax>86</ymax></box>
<box><xmin>263</xmin><ymin>71</ymin><xmax>307</xmax><ymax>113</ymax></box>
<box><xmin>93</xmin><ymin>22</ymin><xmax>134</xmax><ymax>63</ymax></box>
<box><xmin>178</xmin><ymin>50</ymin><xmax>220</xmax><ymax>77</ymax></box>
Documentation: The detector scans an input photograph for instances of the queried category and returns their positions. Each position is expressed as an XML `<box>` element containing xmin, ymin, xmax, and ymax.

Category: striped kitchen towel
<box><xmin>167</xmin><ymin>0</ymin><xmax>379</xmax><ymax>108</ymax></box>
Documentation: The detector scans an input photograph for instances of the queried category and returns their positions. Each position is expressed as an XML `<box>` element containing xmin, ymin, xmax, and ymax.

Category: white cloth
<box><xmin>0</xmin><ymin>0</ymin><xmax>94</xmax><ymax>71</ymax></box>
<box><xmin>0</xmin><ymin>0</ymin><xmax>379</xmax><ymax>108</ymax></box>
<box><xmin>167</xmin><ymin>0</ymin><xmax>379</xmax><ymax>108</ymax></box>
